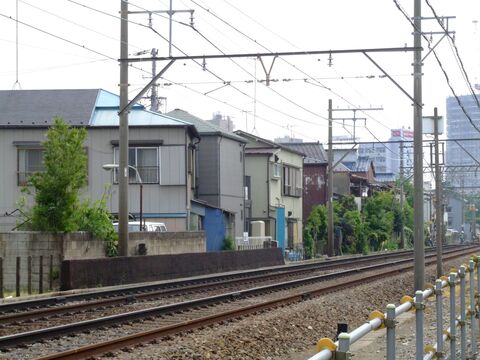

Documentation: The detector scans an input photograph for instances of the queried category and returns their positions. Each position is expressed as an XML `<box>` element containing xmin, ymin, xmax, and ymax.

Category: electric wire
<box><xmin>188</xmin><ymin>0</ymin><xmax>397</xmax><ymax>133</ymax></box>
<box><xmin>424</xmin><ymin>0</ymin><xmax>480</xmax><ymax>111</ymax></box>
<box><xmin>392</xmin><ymin>0</ymin><xmax>480</xmax><ymax>135</ymax></box>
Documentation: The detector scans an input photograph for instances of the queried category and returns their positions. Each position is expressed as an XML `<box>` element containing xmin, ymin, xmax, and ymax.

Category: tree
<box><xmin>303</xmin><ymin>205</ymin><xmax>328</xmax><ymax>257</ymax></box>
<box><xmin>19</xmin><ymin>117</ymin><xmax>118</xmax><ymax>255</ymax></box>
<box><xmin>27</xmin><ymin>117</ymin><xmax>87</xmax><ymax>232</ymax></box>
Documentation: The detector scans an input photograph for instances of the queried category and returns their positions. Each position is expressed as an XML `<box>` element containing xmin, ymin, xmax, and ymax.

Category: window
<box><xmin>17</xmin><ymin>148</ymin><xmax>45</xmax><ymax>185</ymax></box>
<box><xmin>282</xmin><ymin>165</ymin><xmax>302</xmax><ymax>197</ymax></box>
<box><xmin>114</xmin><ymin>147</ymin><xmax>159</xmax><ymax>184</ymax></box>
<box><xmin>272</xmin><ymin>163</ymin><xmax>281</xmax><ymax>178</ymax></box>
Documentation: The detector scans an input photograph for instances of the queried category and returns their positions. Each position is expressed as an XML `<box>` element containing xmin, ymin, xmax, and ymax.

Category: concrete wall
<box><xmin>0</xmin><ymin>231</ymin><xmax>205</xmax><ymax>291</ymax></box>
<box><xmin>128</xmin><ymin>231</ymin><xmax>205</xmax><ymax>255</ymax></box>
<box><xmin>61</xmin><ymin>248</ymin><xmax>285</xmax><ymax>290</ymax></box>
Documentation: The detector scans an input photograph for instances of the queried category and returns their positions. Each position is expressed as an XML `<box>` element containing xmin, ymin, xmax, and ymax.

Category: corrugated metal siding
<box><xmin>196</xmin><ymin>137</ymin><xmax>219</xmax><ymax>205</ymax></box>
<box><xmin>160</xmin><ymin>145</ymin><xmax>186</xmax><ymax>185</ymax></box>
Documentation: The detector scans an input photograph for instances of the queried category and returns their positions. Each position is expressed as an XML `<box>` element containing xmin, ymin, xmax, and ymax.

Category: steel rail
<box><xmin>36</xmin><ymin>246</ymin><xmax>479</xmax><ymax>360</ymax></box>
<box><xmin>0</xmin><ymin>246</ymin><xmax>476</xmax><ymax>350</ymax></box>
<box><xmin>0</xmin><ymin>247</ymin><xmax>441</xmax><ymax>314</ymax></box>
<box><xmin>0</xmin><ymin>246</ymin><xmax>461</xmax><ymax>325</ymax></box>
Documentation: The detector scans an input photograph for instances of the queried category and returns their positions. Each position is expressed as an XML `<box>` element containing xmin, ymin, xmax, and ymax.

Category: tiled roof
<box><xmin>280</xmin><ymin>142</ymin><xmax>327</xmax><ymax>164</ymax></box>
<box><xmin>0</xmin><ymin>89</ymin><xmax>99</xmax><ymax>126</ymax></box>
<box><xmin>0</xmin><ymin>90</ymin><xmax>197</xmax><ymax>136</ymax></box>
<box><xmin>166</xmin><ymin>109</ymin><xmax>246</xmax><ymax>143</ymax></box>
<box><xmin>375</xmin><ymin>173</ymin><xmax>397</xmax><ymax>183</ymax></box>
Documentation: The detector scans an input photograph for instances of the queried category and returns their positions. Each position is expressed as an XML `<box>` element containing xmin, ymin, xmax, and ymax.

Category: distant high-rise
<box><xmin>207</xmin><ymin>112</ymin><xmax>235</xmax><ymax>132</ymax></box>
<box><xmin>446</xmin><ymin>94</ymin><xmax>480</xmax><ymax>191</ymax></box>
<box><xmin>358</xmin><ymin>128</ymin><xmax>413</xmax><ymax>177</ymax></box>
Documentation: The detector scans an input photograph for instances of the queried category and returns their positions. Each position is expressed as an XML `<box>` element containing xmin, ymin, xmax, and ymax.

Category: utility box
<box><xmin>251</xmin><ymin>221</ymin><xmax>265</xmax><ymax>237</ymax></box>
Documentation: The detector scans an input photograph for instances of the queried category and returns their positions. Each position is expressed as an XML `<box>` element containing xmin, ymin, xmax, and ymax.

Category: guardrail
<box><xmin>308</xmin><ymin>256</ymin><xmax>480</xmax><ymax>360</ymax></box>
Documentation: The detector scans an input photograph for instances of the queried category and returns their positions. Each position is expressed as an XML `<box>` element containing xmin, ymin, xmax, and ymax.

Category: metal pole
<box><xmin>435</xmin><ymin>279</ymin><xmax>444</xmax><ymax>357</ymax></box>
<box><xmin>386</xmin><ymin>303</ymin><xmax>396</xmax><ymax>360</ymax></box>
<box><xmin>337</xmin><ymin>333</ymin><xmax>351</xmax><ymax>358</ymax></box>
<box><xmin>469</xmin><ymin>260</ymin><xmax>477</xmax><ymax>355</ymax></box>
<box><xmin>139</xmin><ymin>183</ymin><xmax>143</xmax><ymax>231</ymax></box>
<box><xmin>168</xmin><ymin>0</ymin><xmax>173</xmax><ymax>57</ymax></box>
<box><xmin>150</xmin><ymin>48</ymin><xmax>159</xmax><ymax>112</ymax></box>
<box><xmin>119</xmin><ymin>0</ymin><xmax>129</xmax><ymax>257</ymax></box>
<box><xmin>477</xmin><ymin>257</ymin><xmax>480</xmax><ymax>335</ymax></box>
<box><xmin>415</xmin><ymin>290</ymin><xmax>424</xmax><ymax>360</ymax></box>
<box><xmin>434</xmin><ymin>108</ymin><xmax>443</xmax><ymax>278</ymax></box>
<box><xmin>449</xmin><ymin>272</ymin><xmax>457</xmax><ymax>360</ymax></box>
<box><xmin>460</xmin><ymin>265</ymin><xmax>466</xmax><ymax>360</ymax></box>
<box><xmin>413</xmin><ymin>0</ymin><xmax>425</xmax><ymax>292</ymax></box>
<box><xmin>327</xmin><ymin>99</ymin><xmax>334</xmax><ymax>257</ymax></box>
<box><xmin>400</xmin><ymin>140</ymin><xmax>405</xmax><ymax>249</ymax></box>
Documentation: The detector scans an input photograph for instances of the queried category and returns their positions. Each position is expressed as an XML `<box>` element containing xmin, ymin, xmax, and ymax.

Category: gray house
<box><xmin>166</xmin><ymin>109</ymin><xmax>247</xmax><ymax>243</ymax></box>
<box><xmin>235</xmin><ymin>130</ymin><xmax>304</xmax><ymax>252</ymax></box>
<box><xmin>0</xmin><ymin>89</ymin><xmax>200</xmax><ymax>233</ymax></box>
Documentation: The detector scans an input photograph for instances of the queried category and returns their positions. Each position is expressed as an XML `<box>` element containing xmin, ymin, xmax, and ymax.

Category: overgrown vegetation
<box><xmin>18</xmin><ymin>117</ymin><xmax>118</xmax><ymax>256</ymax></box>
<box><xmin>303</xmin><ymin>187</ymin><xmax>415</xmax><ymax>258</ymax></box>
<box><xmin>222</xmin><ymin>236</ymin><xmax>235</xmax><ymax>251</ymax></box>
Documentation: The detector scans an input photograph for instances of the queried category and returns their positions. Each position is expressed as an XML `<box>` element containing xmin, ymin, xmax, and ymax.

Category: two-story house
<box><xmin>279</xmin><ymin>142</ymin><xmax>328</xmax><ymax>221</ymax></box>
<box><xmin>235</xmin><ymin>130</ymin><xmax>304</xmax><ymax>252</ymax></box>
<box><xmin>0</xmin><ymin>89</ymin><xmax>199</xmax><ymax>232</ymax></box>
<box><xmin>166</xmin><ymin>109</ymin><xmax>247</xmax><ymax>250</ymax></box>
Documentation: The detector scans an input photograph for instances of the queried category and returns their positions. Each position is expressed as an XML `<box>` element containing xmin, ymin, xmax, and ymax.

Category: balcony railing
<box><xmin>113</xmin><ymin>166</ymin><xmax>159</xmax><ymax>184</ymax></box>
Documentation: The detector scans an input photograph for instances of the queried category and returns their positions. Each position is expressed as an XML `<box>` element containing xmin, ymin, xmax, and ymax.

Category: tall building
<box><xmin>358</xmin><ymin>128</ymin><xmax>413</xmax><ymax>177</ymax></box>
<box><xmin>207</xmin><ymin>112</ymin><xmax>235</xmax><ymax>132</ymax></box>
<box><xmin>446</xmin><ymin>94</ymin><xmax>480</xmax><ymax>191</ymax></box>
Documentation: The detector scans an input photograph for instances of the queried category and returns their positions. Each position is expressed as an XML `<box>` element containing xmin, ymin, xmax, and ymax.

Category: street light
<box><xmin>102</xmin><ymin>163</ymin><xmax>144</xmax><ymax>234</ymax></box>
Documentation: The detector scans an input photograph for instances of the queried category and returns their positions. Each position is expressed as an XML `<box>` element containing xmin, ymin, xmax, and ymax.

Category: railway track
<box><xmin>0</xmin><ymin>246</ymin><xmax>461</xmax><ymax>334</ymax></box>
<box><xmin>0</xmin><ymin>245</ymin><xmax>476</xmax><ymax>359</ymax></box>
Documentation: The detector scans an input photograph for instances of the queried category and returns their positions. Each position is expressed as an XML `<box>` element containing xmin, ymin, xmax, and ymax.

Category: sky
<box><xmin>0</xmin><ymin>0</ymin><xmax>479</xmax><ymax>145</ymax></box>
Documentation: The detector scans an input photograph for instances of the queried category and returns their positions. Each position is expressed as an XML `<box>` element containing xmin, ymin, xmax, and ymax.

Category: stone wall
<box><xmin>0</xmin><ymin>231</ymin><xmax>205</xmax><ymax>292</ymax></box>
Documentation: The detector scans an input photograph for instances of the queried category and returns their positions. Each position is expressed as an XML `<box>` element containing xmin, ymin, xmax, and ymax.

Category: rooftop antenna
<box><xmin>13</xmin><ymin>0</ymin><xmax>21</xmax><ymax>90</ymax></box>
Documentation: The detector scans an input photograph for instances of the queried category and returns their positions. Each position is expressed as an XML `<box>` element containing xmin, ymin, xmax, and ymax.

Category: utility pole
<box><xmin>400</xmin><ymin>140</ymin><xmax>405</xmax><ymax>248</ymax></box>
<box><xmin>327</xmin><ymin>99</ymin><xmax>334</xmax><ymax>257</ymax></box>
<box><xmin>150</xmin><ymin>48</ymin><xmax>159</xmax><ymax>112</ymax></box>
<box><xmin>433</xmin><ymin>107</ymin><xmax>443</xmax><ymax>278</ymax></box>
<box><xmin>413</xmin><ymin>0</ymin><xmax>425</xmax><ymax>294</ymax></box>
<box><xmin>118</xmin><ymin>0</ymin><xmax>129</xmax><ymax>256</ymax></box>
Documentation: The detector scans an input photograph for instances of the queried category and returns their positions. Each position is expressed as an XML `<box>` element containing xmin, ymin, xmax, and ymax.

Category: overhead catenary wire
<box><xmin>424</xmin><ymin>0</ymin><xmax>480</xmax><ymax>112</ymax></box>
<box><xmin>392</xmin><ymin>0</ymin><xmax>480</xmax><ymax>135</ymax></box>
<box><xmin>187</xmin><ymin>0</ymin><xmax>396</xmax><ymax>132</ymax></box>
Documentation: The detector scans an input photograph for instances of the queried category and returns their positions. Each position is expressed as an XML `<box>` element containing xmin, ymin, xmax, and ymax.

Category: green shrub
<box><xmin>222</xmin><ymin>236</ymin><xmax>235</xmax><ymax>251</ymax></box>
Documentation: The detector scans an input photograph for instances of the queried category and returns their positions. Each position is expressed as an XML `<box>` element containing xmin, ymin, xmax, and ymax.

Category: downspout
<box><xmin>267</xmin><ymin>154</ymin><xmax>270</xmax><ymax>221</ymax></box>
<box><xmin>185</xmin><ymin>131</ymin><xmax>190</xmax><ymax>230</ymax></box>
<box><xmin>242</xmin><ymin>143</ymin><xmax>246</xmax><ymax>232</ymax></box>
<box><xmin>217</xmin><ymin>137</ymin><xmax>223</xmax><ymax>207</ymax></box>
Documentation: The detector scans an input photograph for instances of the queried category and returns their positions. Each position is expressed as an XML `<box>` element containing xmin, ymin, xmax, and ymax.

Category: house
<box><xmin>0</xmin><ymin>89</ymin><xmax>200</xmax><ymax>233</ymax></box>
<box><xmin>279</xmin><ymin>142</ymin><xmax>328</xmax><ymax>221</ymax></box>
<box><xmin>166</xmin><ymin>109</ymin><xmax>247</xmax><ymax>249</ymax></box>
<box><xmin>342</xmin><ymin>156</ymin><xmax>379</xmax><ymax>197</ymax></box>
<box><xmin>234</xmin><ymin>130</ymin><xmax>304</xmax><ymax>252</ymax></box>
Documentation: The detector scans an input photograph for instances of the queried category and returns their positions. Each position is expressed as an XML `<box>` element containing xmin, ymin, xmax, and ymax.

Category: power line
<box><xmin>392</xmin><ymin>0</ymin><xmax>480</xmax><ymax>135</ymax></box>
<box><xmin>187</xmin><ymin>0</ymin><xmax>395</xmax><ymax>133</ymax></box>
<box><xmin>424</xmin><ymin>0</ymin><xmax>480</xmax><ymax>111</ymax></box>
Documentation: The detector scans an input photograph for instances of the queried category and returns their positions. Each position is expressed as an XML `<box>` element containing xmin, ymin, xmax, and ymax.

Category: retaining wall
<box><xmin>61</xmin><ymin>248</ymin><xmax>285</xmax><ymax>290</ymax></box>
<box><xmin>0</xmin><ymin>231</ymin><xmax>205</xmax><ymax>292</ymax></box>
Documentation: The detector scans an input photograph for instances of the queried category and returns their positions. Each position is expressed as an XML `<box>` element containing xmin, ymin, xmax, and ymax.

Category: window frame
<box><xmin>113</xmin><ymin>146</ymin><xmax>159</xmax><ymax>184</ymax></box>
<box><xmin>17</xmin><ymin>147</ymin><xmax>45</xmax><ymax>186</ymax></box>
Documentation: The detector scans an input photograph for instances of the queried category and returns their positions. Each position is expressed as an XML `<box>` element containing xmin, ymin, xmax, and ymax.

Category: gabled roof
<box><xmin>375</xmin><ymin>173</ymin><xmax>397</xmax><ymax>183</ymax></box>
<box><xmin>280</xmin><ymin>142</ymin><xmax>327</xmax><ymax>164</ymax></box>
<box><xmin>0</xmin><ymin>89</ymin><xmax>198</xmax><ymax>138</ymax></box>
<box><xmin>0</xmin><ymin>89</ymin><xmax>99</xmax><ymax>126</ymax></box>
<box><xmin>165</xmin><ymin>109</ymin><xmax>246</xmax><ymax>143</ymax></box>
<box><xmin>333</xmin><ymin>162</ymin><xmax>351</xmax><ymax>173</ymax></box>
<box><xmin>342</xmin><ymin>156</ymin><xmax>375</xmax><ymax>175</ymax></box>
<box><xmin>234</xmin><ymin>130</ymin><xmax>305</xmax><ymax>156</ymax></box>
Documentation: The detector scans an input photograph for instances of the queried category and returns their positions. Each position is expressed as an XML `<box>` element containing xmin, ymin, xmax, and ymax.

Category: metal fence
<box><xmin>235</xmin><ymin>236</ymin><xmax>273</xmax><ymax>250</ymax></box>
<box><xmin>308</xmin><ymin>257</ymin><xmax>480</xmax><ymax>360</ymax></box>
